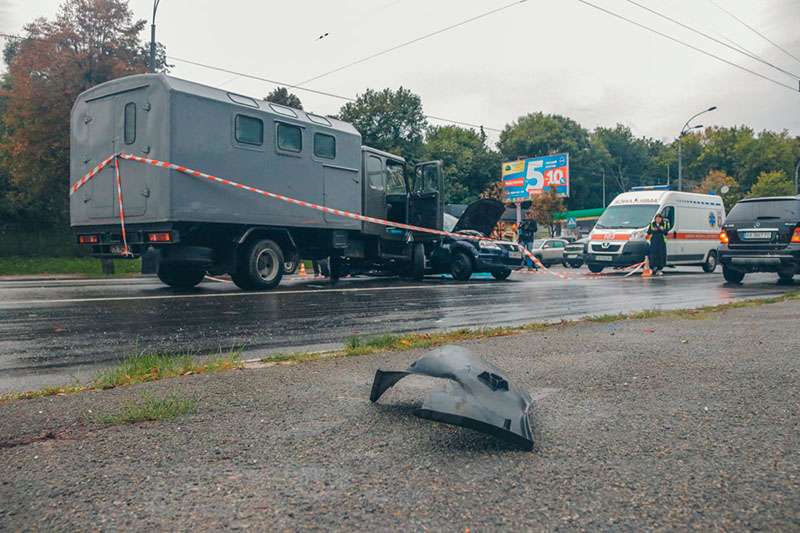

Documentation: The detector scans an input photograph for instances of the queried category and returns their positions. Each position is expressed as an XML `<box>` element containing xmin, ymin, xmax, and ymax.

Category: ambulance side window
<box><xmin>661</xmin><ymin>206</ymin><xmax>675</xmax><ymax>228</ymax></box>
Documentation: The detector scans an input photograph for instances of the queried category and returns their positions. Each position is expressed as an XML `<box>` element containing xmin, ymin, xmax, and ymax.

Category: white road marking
<box><xmin>1</xmin><ymin>281</ymin><xmax>521</xmax><ymax>307</ymax></box>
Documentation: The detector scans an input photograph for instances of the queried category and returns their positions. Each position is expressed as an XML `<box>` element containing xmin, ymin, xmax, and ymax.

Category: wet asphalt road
<box><xmin>0</xmin><ymin>268</ymin><xmax>796</xmax><ymax>392</ymax></box>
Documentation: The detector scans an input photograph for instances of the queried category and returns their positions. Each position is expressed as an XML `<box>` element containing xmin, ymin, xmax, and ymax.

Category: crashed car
<box><xmin>370</xmin><ymin>345</ymin><xmax>534</xmax><ymax>450</ymax></box>
<box><xmin>431</xmin><ymin>199</ymin><xmax>524</xmax><ymax>281</ymax></box>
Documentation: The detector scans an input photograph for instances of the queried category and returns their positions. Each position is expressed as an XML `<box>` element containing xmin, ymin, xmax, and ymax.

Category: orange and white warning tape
<box><xmin>70</xmin><ymin>153</ymin><xmax>651</xmax><ymax>281</ymax></box>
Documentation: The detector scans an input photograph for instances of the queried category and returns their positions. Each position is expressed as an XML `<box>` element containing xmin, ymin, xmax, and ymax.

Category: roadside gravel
<box><xmin>1</xmin><ymin>300</ymin><xmax>799</xmax><ymax>531</ymax></box>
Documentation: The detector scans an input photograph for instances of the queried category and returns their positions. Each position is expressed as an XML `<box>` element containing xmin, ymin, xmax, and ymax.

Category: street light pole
<box><xmin>602</xmin><ymin>168</ymin><xmax>606</xmax><ymax>207</ymax></box>
<box><xmin>678</xmin><ymin>106</ymin><xmax>717</xmax><ymax>191</ymax></box>
<box><xmin>150</xmin><ymin>0</ymin><xmax>161</xmax><ymax>73</ymax></box>
<box><xmin>795</xmin><ymin>159</ymin><xmax>800</xmax><ymax>195</ymax></box>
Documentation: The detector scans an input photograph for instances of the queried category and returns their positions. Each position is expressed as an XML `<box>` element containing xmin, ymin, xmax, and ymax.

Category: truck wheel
<box><xmin>450</xmin><ymin>252</ymin><xmax>473</xmax><ymax>281</ymax></box>
<box><xmin>491</xmin><ymin>269</ymin><xmax>512</xmax><ymax>280</ymax></box>
<box><xmin>778</xmin><ymin>271</ymin><xmax>795</xmax><ymax>283</ymax></box>
<box><xmin>587</xmin><ymin>263</ymin><xmax>604</xmax><ymax>273</ymax></box>
<box><xmin>236</xmin><ymin>239</ymin><xmax>284</xmax><ymax>290</ymax></box>
<box><xmin>157</xmin><ymin>264</ymin><xmax>206</xmax><ymax>289</ymax></box>
<box><xmin>702</xmin><ymin>251</ymin><xmax>718</xmax><ymax>273</ymax></box>
<box><xmin>722</xmin><ymin>265</ymin><xmax>745</xmax><ymax>284</ymax></box>
<box><xmin>328</xmin><ymin>256</ymin><xmax>349</xmax><ymax>280</ymax></box>
<box><xmin>402</xmin><ymin>242</ymin><xmax>425</xmax><ymax>280</ymax></box>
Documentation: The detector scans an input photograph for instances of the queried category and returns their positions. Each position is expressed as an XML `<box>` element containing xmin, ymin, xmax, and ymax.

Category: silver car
<box><xmin>531</xmin><ymin>239</ymin><xmax>569</xmax><ymax>267</ymax></box>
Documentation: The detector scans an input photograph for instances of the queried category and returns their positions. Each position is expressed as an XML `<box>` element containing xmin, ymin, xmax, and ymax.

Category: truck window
<box><xmin>277</xmin><ymin>123</ymin><xmax>302</xmax><ymax>152</ymax></box>
<box><xmin>124</xmin><ymin>102</ymin><xmax>136</xmax><ymax>145</ymax></box>
<box><xmin>314</xmin><ymin>133</ymin><xmax>336</xmax><ymax>159</ymax></box>
<box><xmin>367</xmin><ymin>156</ymin><xmax>384</xmax><ymax>191</ymax></box>
<box><xmin>235</xmin><ymin>115</ymin><xmax>263</xmax><ymax>145</ymax></box>
<box><xmin>386</xmin><ymin>161</ymin><xmax>406</xmax><ymax>194</ymax></box>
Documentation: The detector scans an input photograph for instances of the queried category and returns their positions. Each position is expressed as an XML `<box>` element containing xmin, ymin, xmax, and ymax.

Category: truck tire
<box><xmin>587</xmin><ymin>263</ymin><xmax>604</xmax><ymax>273</ymax></box>
<box><xmin>328</xmin><ymin>256</ymin><xmax>349</xmax><ymax>281</ymax></box>
<box><xmin>450</xmin><ymin>251</ymin><xmax>473</xmax><ymax>281</ymax></box>
<box><xmin>722</xmin><ymin>265</ymin><xmax>745</xmax><ymax>284</ymax></box>
<box><xmin>702</xmin><ymin>251</ymin><xmax>718</xmax><ymax>273</ymax></box>
<box><xmin>157</xmin><ymin>264</ymin><xmax>206</xmax><ymax>289</ymax></box>
<box><xmin>235</xmin><ymin>238</ymin><xmax>284</xmax><ymax>291</ymax></box>
<box><xmin>778</xmin><ymin>271</ymin><xmax>795</xmax><ymax>283</ymax></box>
<box><xmin>491</xmin><ymin>269</ymin><xmax>512</xmax><ymax>280</ymax></box>
<box><xmin>402</xmin><ymin>242</ymin><xmax>425</xmax><ymax>280</ymax></box>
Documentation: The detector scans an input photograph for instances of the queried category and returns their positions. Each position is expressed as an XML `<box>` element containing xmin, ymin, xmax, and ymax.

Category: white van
<box><xmin>585</xmin><ymin>187</ymin><xmax>725</xmax><ymax>273</ymax></box>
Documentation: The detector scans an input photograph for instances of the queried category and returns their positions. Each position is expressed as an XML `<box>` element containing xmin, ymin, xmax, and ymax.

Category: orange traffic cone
<box><xmin>642</xmin><ymin>257</ymin><xmax>652</xmax><ymax>278</ymax></box>
<box><xmin>299</xmin><ymin>262</ymin><xmax>307</xmax><ymax>277</ymax></box>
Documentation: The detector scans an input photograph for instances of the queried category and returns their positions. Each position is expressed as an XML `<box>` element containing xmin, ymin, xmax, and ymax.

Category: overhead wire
<box><xmin>168</xmin><ymin>56</ymin><xmax>504</xmax><ymax>132</ymax></box>
<box><xmin>572</xmin><ymin>0</ymin><xmax>799</xmax><ymax>94</ymax></box>
<box><xmin>707</xmin><ymin>0</ymin><xmax>800</xmax><ymax>67</ymax></box>
<box><xmin>621</xmin><ymin>0</ymin><xmax>800</xmax><ymax>80</ymax></box>
<box><xmin>291</xmin><ymin>0</ymin><xmax>528</xmax><ymax>88</ymax></box>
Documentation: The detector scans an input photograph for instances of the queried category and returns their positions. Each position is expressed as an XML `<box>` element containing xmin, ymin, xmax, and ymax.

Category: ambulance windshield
<box><xmin>595</xmin><ymin>204</ymin><xmax>659</xmax><ymax>229</ymax></box>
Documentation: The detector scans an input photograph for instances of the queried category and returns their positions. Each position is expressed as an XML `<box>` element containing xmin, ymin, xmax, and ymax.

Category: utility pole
<box><xmin>150</xmin><ymin>0</ymin><xmax>162</xmax><ymax>73</ymax></box>
<box><xmin>795</xmin><ymin>159</ymin><xmax>800</xmax><ymax>195</ymax></box>
<box><xmin>678</xmin><ymin>106</ymin><xmax>717</xmax><ymax>191</ymax></box>
<box><xmin>602</xmin><ymin>168</ymin><xmax>606</xmax><ymax>207</ymax></box>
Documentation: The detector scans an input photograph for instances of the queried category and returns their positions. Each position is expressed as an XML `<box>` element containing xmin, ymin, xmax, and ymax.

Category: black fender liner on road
<box><xmin>370</xmin><ymin>345</ymin><xmax>534</xmax><ymax>450</ymax></box>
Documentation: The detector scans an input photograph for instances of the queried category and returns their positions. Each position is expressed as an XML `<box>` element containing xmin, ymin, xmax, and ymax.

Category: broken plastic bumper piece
<box><xmin>369</xmin><ymin>345</ymin><xmax>534</xmax><ymax>450</ymax></box>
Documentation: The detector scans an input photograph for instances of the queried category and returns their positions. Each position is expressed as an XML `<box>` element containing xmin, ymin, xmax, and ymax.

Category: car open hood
<box><xmin>452</xmin><ymin>199</ymin><xmax>506</xmax><ymax>236</ymax></box>
<box><xmin>370</xmin><ymin>345</ymin><xmax>534</xmax><ymax>450</ymax></box>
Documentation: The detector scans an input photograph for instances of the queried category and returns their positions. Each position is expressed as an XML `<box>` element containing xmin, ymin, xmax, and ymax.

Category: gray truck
<box><xmin>70</xmin><ymin>74</ymin><xmax>443</xmax><ymax>289</ymax></box>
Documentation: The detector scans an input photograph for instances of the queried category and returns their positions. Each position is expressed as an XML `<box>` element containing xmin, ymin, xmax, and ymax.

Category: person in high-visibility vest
<box><xmin>647</xmin><ymin>213</ymin><xmax>671</xmax><ymax>276</ymax></box>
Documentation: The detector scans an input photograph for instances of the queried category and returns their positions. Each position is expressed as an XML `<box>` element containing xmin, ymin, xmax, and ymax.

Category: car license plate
<box><xmin>508</xmin><ymin>251</ymin><xmax>522</xmax><ymax>259</ymax></box>
<box><xmin>596</xmin><ymin>255</ymin><xmax>613</xmax><ymax>262</ymax></box>
<box><xmin>741</xmin><ymin>231</ymin><xmax>771</xmax><ymax>240</ymax></box>
<box><xmin>566</xmin><ymin>254</ymin><xmax>578</xmax><ymax>259</ymax></box>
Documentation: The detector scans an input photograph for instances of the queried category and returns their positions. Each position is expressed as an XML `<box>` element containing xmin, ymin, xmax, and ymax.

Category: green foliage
<box><xmin>693</xmin><ymin>170</ymin><xmax>742</xmax><ymax>207</ymax></box>
<box><xmin>748</xmin><ymin>170</ymin><xmax>795</xmax><ymax>198</ymax></box>
<box><xmin>0</xmin><ymin>256</ymin><xmax>141</xmax><ymax>276</ymax></box>
<box><xmin>99</xmin><ymin>394</ymin><xmax>197</xmax><ymax>425</ymax></box>
<box><xmin>424</xmin><ymin>125</ymin><xmax>499</xmax><ymax>203</ymax></box>
<box><xmin>338</xmin><ymin>87</ymin><xmax>427</xmax><ymax>160</ymax></box>
<box><xmin>93</xmin><ymin>351</ymin><xmax>242</xmax><ymax>389</ymax></box>
<box><xmin>265</xmin><ymin>87</ymin><xmax>303</xmax><ymax>109</ymax></box>
<box><xmin>528</xmin><ymin>189</ymin><xmax>566</xmax><ymax>236</ymax></box>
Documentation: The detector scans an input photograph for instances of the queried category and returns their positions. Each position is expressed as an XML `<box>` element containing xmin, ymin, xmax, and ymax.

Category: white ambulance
<box><xmin>585</xmin><ymin>186</ymin><xmax>725</xmax><ymax>273</ymax></box>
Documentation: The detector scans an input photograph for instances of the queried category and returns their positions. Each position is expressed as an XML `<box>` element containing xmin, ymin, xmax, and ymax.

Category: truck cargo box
<box><xmin>70</xmin><ymin>74</ymin><xmax>363</xmax><ymax>231</ymax></box>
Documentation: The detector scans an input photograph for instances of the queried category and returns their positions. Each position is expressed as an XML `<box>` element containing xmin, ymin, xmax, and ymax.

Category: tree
<box><xmin>748</xmin><ymin>170</ymin><xmax>794</xmax><ymax>198</ymax></box>
<box><xmin>0</xmin><ymin>0</ymin><xmax>166</xmax><ymax>225</ymax></box>
<box><xmin>592</xmin><ymin>124</ymin><xmax>651</xmax><ymax>192</ymax></box>
<box><xmin>265</xmin><ymin>87</ymin><xmax>303</xmax><ymax>110</ymax></box>
<box><xmin>423</xmin><ymin>125</ymin><xmax>500</xmax><ymax>203</ymax></box>
<box><xmin>338</xmin><ymin>87</ymin><xmax>427</xmax><ymax>161</ymax></box>
<box><xmin>693</xmin><ymin>170</ymin><xmax>742</xmax><ymax>208</ymax></box>
<box><xmin>528</xmin><ymin>189</ymin><xmax>565</xmax><ymax>237</ymax></box>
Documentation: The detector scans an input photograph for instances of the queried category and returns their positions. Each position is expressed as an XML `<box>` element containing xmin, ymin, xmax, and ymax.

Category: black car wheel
<box><xmin>283</xmin><ymin>252</ymin><xmax>300</xmax><ymax>275</ymax></box>
<box><xmin>157</xmin><ymin>264</ymin><xmax>206</xmax><ymax>289</ymax></box>
<box><xmin>450</xmin><ymin>252</ymin><xmax>473</xmax><ymax>281</ymax></box>
<box><xmin>491</xmin><ymin>269</ymin><xmax>512</xmax><ymax>280</ymax></box>
<box><xmin>702</xmin><ymin>251</ymin><xmax>718</xmax><ymax>273</ymax></box>
<box><xmin>233</xmin><ymin>238</ymin><xmax>284</xmax><ymax>291</ymax></box>
<box><xmin>587</xmin><ymin>263</ymin><xmax>604</xmax><ymax>273</ymax></box>
<box><xmin>722</xmin><ymin>265</ymin><xmax>745</xmax><ymax>284</ymax></box>
<box><xmin>778</xmin><ymin>271</ymin><xmax>795</xmax><ymax>283</ymax></box>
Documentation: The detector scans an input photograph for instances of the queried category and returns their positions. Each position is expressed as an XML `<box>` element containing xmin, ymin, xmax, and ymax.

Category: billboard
<box><xmin>502</xmin><ymin>153</ymin><xmax>570</xmax><ymax>201</ymax></box>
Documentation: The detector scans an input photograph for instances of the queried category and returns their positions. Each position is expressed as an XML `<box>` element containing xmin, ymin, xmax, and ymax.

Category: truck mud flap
<box><xmin>369</xmin><ymin>346</ymin><xmax>534</xmax><ymax>450</ymax></box>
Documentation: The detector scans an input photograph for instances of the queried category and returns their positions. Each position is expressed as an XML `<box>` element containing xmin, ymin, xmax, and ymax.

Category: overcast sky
<box><xmin>2</xmin><ymin>0</ymin><xmax>799</xmax><ymax>145</ymax></box>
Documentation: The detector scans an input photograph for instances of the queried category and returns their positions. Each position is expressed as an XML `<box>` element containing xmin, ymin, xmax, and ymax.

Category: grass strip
<box><xmin>0</xmin><ymin>256</ymin><xmax>141</xmax><ymax>277</ymax></box>
<box><xmin>99</xmin><ymin>394</ymin><xmax>197</xmax><ymax>426</ymax></box>
<box><xmin>0</xmin><ymin>352</ymin><xmax>242</xmax><ymax>403</ymax></box>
